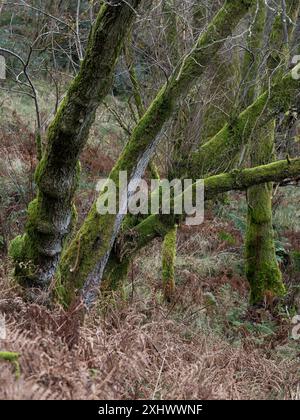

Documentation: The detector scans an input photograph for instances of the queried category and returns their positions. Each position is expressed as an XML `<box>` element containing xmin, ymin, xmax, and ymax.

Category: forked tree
<box><xmin>7</xmin><ymin>0</ymin><xmax>300</xmax><ymax>314</ymax></box>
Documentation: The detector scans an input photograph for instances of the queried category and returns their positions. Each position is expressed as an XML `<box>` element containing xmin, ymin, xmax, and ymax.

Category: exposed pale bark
<box><xmin>9</xmin><ymin>0</ymin><xmax>142</xmax><ymax>287</ymax></box>
<box><xmin>57</xmin><ymin>0</ymin><xmax>255</xmax><ymax>308</ymax></box>
<box><xmin>105</xmin><ymin>68</ymin><xmax>300</xmax><ymax>285</ymax></box>
<box><xmin>111</xmin><ymin>157</ymin><xmax>300</xmax><ymax>263</ymax></box>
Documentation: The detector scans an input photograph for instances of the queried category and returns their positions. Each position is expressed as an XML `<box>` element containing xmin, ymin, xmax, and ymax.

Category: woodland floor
<box><xmin>0</xmin><ymin>90</ymin><xmax>300</xmax><ymax>400</ymax></box>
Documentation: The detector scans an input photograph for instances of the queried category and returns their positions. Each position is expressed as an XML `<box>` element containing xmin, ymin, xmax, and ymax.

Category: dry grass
<box><xmin>0</xmin><ymin>238</ymin><xmax>299</xmax><ymax>401</ymax></box>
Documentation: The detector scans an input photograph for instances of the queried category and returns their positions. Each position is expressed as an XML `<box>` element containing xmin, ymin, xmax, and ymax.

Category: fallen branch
<box><xmin>118</xmin><ymin>157</ymin><xmax>300</xmax><ymax>260</ymax></box>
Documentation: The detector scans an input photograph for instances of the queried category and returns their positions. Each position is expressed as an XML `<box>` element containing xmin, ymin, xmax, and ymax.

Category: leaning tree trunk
<box><xmin>9</xmin><ymin>0</ymin><xmax>142</xmax><ymax>287</ymax></box>
<box><xmin>106</xmin><ymin>157</ymin><xmax>300</xmax><ymax>265</ymax></box>
<box><xmin>104</xmin><ymin>68</ymin><xmax>300</xmax><ymax>288</ymax></box>
<box><xmin>103</xmin><ymin>0</ymin><xmax>300</xmax><ymax>304</ymax></box>
<box><xmin>245</xmin><ymin>0</ymin><xmax>300</xmax><ymax>305</ymax></box>
<box><xmin>56</xmin><ymin>0</ymin><xmax>255</xmax><ymax>308</ymax></box>
<box><xmin>189</xmin><ymin>72</ymin><xmax>300</xmax><ymax>178</ymax></box>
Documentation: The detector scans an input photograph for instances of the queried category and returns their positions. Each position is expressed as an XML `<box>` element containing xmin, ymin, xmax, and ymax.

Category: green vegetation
<box><xmin>1</xmin><ymin>0</ymin><xmax>300</xmax><ymax>401</ymax></box>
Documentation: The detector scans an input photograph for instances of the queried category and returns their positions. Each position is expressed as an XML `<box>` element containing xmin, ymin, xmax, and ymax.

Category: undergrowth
<box><xmin>0</xmin><ymin>92</ymin><xmax>300</xmax><ymax>401</ymax></box>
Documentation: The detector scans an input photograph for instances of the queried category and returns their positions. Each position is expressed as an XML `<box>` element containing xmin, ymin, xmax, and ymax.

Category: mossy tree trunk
<box><xmin>162</xmin><ymin>0</ymin><xmax>180</xmax><ymax>67</ymax></box>
<box><xmin>239</xmin><ymin>0</ymin><xmax>266</xmax><ymax>108</ymax></box>
<box><xmin>162</xmin><ymin>225</ymin><xmax>178</xmax><ymax>301</ymax></box>
<box><xmin>0</xmin><ymin>352</ymin><xmax>20</xmax><ymax>378</ymax></box>
<box><xmin>106</xmin><ymin>157</ymin><xmax>300</xmax><ymax>264</ymax></box>
<box><xmin>103</xmin><ymin>67</ymin><xmax>300</xmax><ymax>288</ymax></box>
<box><xmin>57</xmin><ymin>0</ymin><xmax>255</xmax><ymax>309</ymax></box>
<box><xmin>245</xmin><ymin>124</ymin><xmax>285</xmax><ymax>305</ymax></box>
<box><xmin>245</xmin><ymin>0</ymin><xmax>300</xmax><ymax>305</ymax></box>
<box><xmin>161</xmin><ymin>0</ymin><xmax>237</xmax><ymax>301</ymax></box>
<box><xmin>9</xmin><ymin>0</ymin><xmax>142</xmax><ymax>287</ymax></box>
<box><xmin>189</xmin><ymin>71</ymin><xmax>299</xmax><ymax>178</ymax></box>
<box><xmin>123</xmin><ymin>30</ymin><xmax>160</xmax><ymax>179</ymax></box>
<box><xmin>161</xmin><ymin>0</ymin><xmax>180</xmax><ymax>301</ymax></box>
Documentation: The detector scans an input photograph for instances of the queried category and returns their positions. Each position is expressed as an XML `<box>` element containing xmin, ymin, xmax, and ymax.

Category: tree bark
<box><xmin>160</xmin><ymin>0</ymin><xmax>180</xmax><ymax>301</ymax></box>
<box><xmin>162</xmin><ymin>225</ymin><xmax>177</xmax><ymax>301</ymax></box>
<box><xmin>104</xmin><ymin>68</ymin><xmax>300</xmax><ymax>288</ymax></box>
<box><xmin>100</xmin><ymin>2</ymin><xmax>300</xmax><ymax>301</ymax></box>
<box><xmin>110</xmin><ymin>157</ymin><xmax>300</xmax><ymax>263</ymax></box>
<box><xmin>190</xmin><ymin>72</ymin><xmax>299</xmax><ymax>178</ymax></box>
<box><xmin>245</xmin><ymin>0</ymin><xmax>300</xmax><ymax>305</ymax></box>
<box><xmin>57</xmin><ymin>0</ymin><xmax>255</xmax><ymax>308</ymax></box>
<box><xmin>9</xmin><ymin>0</ymin><xmax>142</xmax><ymax>287</ymax></box>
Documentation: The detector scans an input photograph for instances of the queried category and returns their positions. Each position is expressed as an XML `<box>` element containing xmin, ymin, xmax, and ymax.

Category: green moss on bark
<box><xmin>243</xmin><ymin>1</ymin><xmax>300</xmax><ymax>305</ymax></box>
<box><xmin>57</xmin><ymin>0</ymin><xmax>254</xmax><ymax>308</ymax></box>
<box><xmin>245</xmin><ymin>184</ymin><xmax>286</xmax><ymax>304</ymax></box>
<box><xmin>162</xmin><ymin>225</ymin><xmax>177</xmax><ymax>301</ymax></box>
<box><xmin>101</xmin><ymin>255</ymin><xmax>130</xmax><ymax>292</ymax></box>
<box><xmin>116</xmin><ymin>158</ymin><xmax>300</xmax><ymax>266</ymax></box>
<box><xmin>240</xmin><ymin>0</ymin><xmax>266</xmax><ymax>107</ymax></box>
<box><xmin>268</xmin><ymin>0</ymin><xmax>300</xmax><ymax>72</ymax></box>
<box><xmin>9</xmin><ymin>1</ymin><xmax>142</xmax><ymax>288</ymax></box>
<box><xmin>191</xmin><ymin>72</ymin><xmax>299</xmax><ymax>178</ymax></box>
<box><xmin>245</xmin><ymin>123</ymin><xmax>285</xmax><ymax>305</ymax></box>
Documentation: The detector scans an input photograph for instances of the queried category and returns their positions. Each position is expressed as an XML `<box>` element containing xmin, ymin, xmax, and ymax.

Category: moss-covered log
<box><xmin>0</xmin><ymin>351</ymin><xmax>19</xmax><ymax>362</ymax></box>
<box><xmin>57</xmin><ymin>0</ymin><xmax>254</xmax><ymax>308</ymax></box>
<box><xmin>9</xmin><ymin>0</ymin><xmax>142</xmax><ymax>287</ymax></box>
<box><xmin>106</xmin><ymin>157</ymin><xmax>300</xmax><ymax>264</ymax></box>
